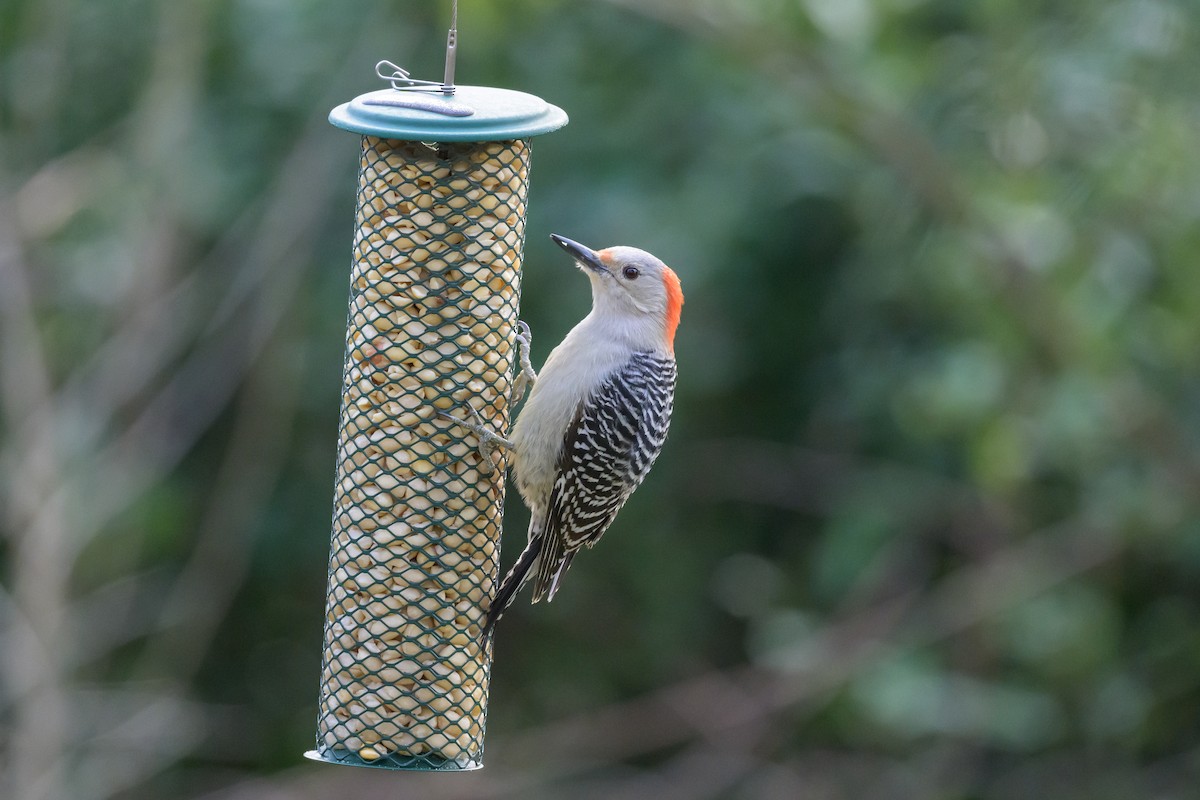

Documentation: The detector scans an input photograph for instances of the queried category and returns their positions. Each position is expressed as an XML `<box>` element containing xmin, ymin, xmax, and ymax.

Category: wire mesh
<box><xmin>313</xmin><ymin>135</ymin><xmax>531</xmax><ymax>770</ymax></box>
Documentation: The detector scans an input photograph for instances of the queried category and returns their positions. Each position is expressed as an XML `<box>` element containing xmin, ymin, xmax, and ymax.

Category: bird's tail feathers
<box><xmin>483</xmin><ymin>534</ymin><xmax>542</xmax><ymax>635</ymax></box>
<box><xmin>545</xmin><ymin>552</ymin><xmax>576</xmax><ymax>602</ymax></box>
<box><xmin>531</xmin><ymin>531</ymin><xmax>570</xmax><ymax>604</ymax></box>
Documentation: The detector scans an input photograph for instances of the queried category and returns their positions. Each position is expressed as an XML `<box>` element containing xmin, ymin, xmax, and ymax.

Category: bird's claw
<box><xmin>437</xmin><ymin>406</ymin><xmax>512</xmax><ymax>474</ymax></box>
<box><xmin>512</xmin><ymin>320</ymin><xmax>537</xmax><ymax>406</ymax></box>
<box><xmin>516</xmin><ymin>319</ymin><xmax>533</xmax><ymax>346</ymax></box>
<box><xmin>431</xmin><ymin>321</ymin><xmax>535</xmax><ymax>474</ymax></box>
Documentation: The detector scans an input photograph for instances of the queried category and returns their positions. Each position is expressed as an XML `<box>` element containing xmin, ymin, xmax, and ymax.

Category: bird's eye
<box><xmin>622</xmin><ymin>266</ymin><xmax>640</xmax><ymax>280</ymax></box>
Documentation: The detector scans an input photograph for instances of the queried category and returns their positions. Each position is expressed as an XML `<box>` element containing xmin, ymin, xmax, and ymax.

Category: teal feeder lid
<box><xmin>329</xmin><ymin>84</ymin><xmax>568</xmax><ymax>142</ymax></box>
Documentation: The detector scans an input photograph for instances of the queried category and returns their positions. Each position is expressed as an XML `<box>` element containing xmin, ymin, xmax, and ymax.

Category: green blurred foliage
<box><xmin>2</xmin><ymin>0</ymin><xmax>1200</xmax><ymax>798</ymax></box>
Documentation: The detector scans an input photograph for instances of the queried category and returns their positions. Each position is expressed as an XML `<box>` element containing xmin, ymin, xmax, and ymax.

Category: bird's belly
<box><xmin>509</xmin><ymin>338</ymin><xmax>625</xmax><ymax>510</ymax></box>
<box><xmin>509</xmin><ymin>376</ymin><xmax>583</xmax><ymax>507</ymax></box>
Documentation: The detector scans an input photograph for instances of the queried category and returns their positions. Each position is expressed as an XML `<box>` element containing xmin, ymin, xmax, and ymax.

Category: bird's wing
<box><xmin>531</xmin><ymin>352</ymin><xmax>676</xmax><ymax>601</ymax></box>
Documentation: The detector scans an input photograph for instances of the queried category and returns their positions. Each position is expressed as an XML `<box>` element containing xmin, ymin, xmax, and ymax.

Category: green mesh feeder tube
<box><xmin>308</xmin><ymin>41</ymin><xmax>566</xmax><ymax>771</ymax></box>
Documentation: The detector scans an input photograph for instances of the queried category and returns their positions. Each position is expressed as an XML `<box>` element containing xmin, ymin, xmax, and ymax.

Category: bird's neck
<box><xmin>578</xmin><ymin>302</ymin><xmax>671</xmax><ymax>357</ymax></box>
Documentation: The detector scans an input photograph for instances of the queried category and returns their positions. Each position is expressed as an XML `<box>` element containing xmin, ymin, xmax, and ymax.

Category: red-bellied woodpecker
<box><xmin>458</xmin><ymin>234</ymin><xmax>683</xmax><ymax>634</ymax></box>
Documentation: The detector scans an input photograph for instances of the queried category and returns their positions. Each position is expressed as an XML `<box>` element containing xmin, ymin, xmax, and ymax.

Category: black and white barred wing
<box><xmin>531</xmin><ymin>352</ymin><xmax>677</xmax><ymax>601</ymax></box>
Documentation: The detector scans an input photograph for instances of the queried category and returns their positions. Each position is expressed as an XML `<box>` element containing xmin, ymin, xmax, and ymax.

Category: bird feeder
<box><xmin>307</xmin><ymin>3</ymin><xmax>567</xmax><ymax>771</ymax></box>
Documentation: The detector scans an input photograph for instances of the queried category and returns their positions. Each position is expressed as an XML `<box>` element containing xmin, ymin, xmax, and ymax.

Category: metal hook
<box><xmin>375</xmin><ymin>0</ymin><xmax>459</xmax><ymax>95</ymax></box>
<box><xmin>375</xmin><ymin>60</ymin><xmax>443</xmax><ymax>91</ymax></box>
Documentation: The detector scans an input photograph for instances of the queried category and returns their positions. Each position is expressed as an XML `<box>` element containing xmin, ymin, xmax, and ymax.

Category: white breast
<box><xmin>509</xmin><ymin>312</ymin><xmax>631</xmax><ymax>511</ymax></box>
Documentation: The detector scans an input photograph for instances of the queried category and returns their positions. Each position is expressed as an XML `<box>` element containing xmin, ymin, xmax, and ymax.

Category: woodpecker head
<box><xmin>550</xmin><ymin>234</ymin><xmax>683</xmax><ymax>353</ymax></box>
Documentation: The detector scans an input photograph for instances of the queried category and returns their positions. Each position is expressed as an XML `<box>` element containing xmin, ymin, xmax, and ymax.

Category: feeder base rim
<box><xmin>304</xmin><ymin>749</ymin><xmax>484</xmax><ymax>772</ymax></box>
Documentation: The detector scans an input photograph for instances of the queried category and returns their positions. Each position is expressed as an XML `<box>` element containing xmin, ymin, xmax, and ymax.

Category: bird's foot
<box><xmin>511</xmin><ymin>320</ymin><xmax>537</xmax><ymax>406</ymax></box>
<box><xmin>437</xmin><ymin>405</ymin><xmax>512</xmax><ymax>473</ymax></box>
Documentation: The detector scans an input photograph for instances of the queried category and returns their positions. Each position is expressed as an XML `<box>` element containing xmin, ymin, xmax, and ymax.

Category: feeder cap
<box><xmin>329</xmin><ymin>85</ymin><xmax>568</xmax><ymax>142</ymax></box>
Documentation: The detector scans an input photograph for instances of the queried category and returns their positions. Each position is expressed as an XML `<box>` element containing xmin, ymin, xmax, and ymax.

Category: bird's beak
<box><xmin>551</xmin><ymin>234</ymin><xmax>609</xmax><ymax>275</ymax></box>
